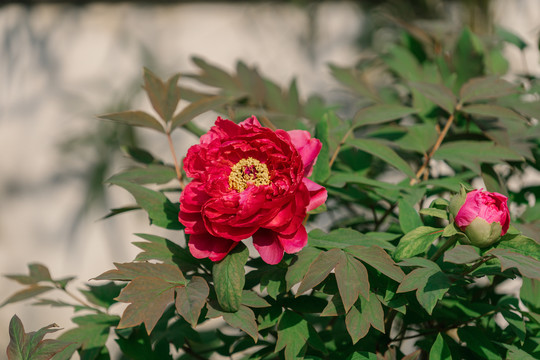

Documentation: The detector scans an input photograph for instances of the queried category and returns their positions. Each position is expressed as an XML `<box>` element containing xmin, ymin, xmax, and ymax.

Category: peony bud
<box><xmin>450</xmin><ymin>188</ymin><xmax>510</xmax><ymax>248</ymax></box>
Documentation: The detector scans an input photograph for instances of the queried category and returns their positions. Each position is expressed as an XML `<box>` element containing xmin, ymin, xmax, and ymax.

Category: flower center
<box><xmin>228</xmin><ymin>157</ymin><xmax>270</xmax><ymax>192</ymax></box>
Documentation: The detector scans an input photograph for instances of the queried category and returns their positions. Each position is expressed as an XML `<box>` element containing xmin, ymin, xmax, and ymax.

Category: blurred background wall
<box><xmin>0</xmin><ymin>0</ymin><xmax>539</xmax><ymax>356</ymax></box>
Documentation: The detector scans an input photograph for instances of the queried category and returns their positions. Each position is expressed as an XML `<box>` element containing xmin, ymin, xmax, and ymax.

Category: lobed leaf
<box><xmin>296</xmin><ymin>248</ymin><xmax>344</xmax><ymax>295</ymax></box>
<box><xmin>116</xmin><ymin>276</ymin><xmax>181</xmax><ymax>334</ymax></box>
<box><xmin>345</xmin><ymin>246</ymin><xmax>405</xmax><ymax>282</ymax></box>
<box><xmin>175</xmin><ymin>276</ymin><xmax>209</xmax><ymax>327</ymax></box>
<box><xmin>7</xmin><ymin>315</ymin><xmax>70</xmax><ymax>360</ymax></box>
<box><xmin>397</xmin><ymin>265</ymin><xmax>451</xmax><ymax>314</ymax></box>
<box><xmin>275</xmin><ymin>310</ymin><xmax>326</xmax><ymax>360</ymax></box>
<box><xmin>409</xmin><ymin>82</ymin><xmax>457</xmax><ymax>114</ymax></box>
<box><xmin>143</xmin><ymin>68</ymin><xmax>181</xmax><ymax>122</ymax></box>
<box><xmin>335</xmin><ymin>253</ymin><xmax>370</xmax><ymax>312</ymax></box>
<box><xmin>487</xmin><ymin>248</ymin><xmax>540</xmax><ymax>279</ymax></box>
<box><xmin>207</xmin><ymin>303</ymin><xmax>258</xmax><ymax>342</ymax></box>
<box><xmin>345</xmin><ymin>294</ymin><xmax>384</xmax><ymax>344</ymax></box>
<box><xmin>286</xmin><ymin>246</ymin><xmax>322</xmax><ymax>291</ymax></box>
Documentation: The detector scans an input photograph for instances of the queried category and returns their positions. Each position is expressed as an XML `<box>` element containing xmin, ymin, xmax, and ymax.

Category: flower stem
<box><xmin>411</xmin><ymin>105</ymin><xmax>461</xmax><ymax>185</ymax></box>
<box><xmin>429</xmin><ymin>235</ymin><xmax>458</xmax><ymax>262</ymax></box>
<box><xmin>461</xmin><ymin>255</ymin><xmax>496</xmax><ymax>276</ymax></box>
<box><xmin>166</xmin><ymin>131</ymin><xmax>185</xmax><ymax>189</ymax></box>
<box><xmin>328</xmin><ymin>128</ymin><xmax>353</xmax><ymax>169</ymax></box>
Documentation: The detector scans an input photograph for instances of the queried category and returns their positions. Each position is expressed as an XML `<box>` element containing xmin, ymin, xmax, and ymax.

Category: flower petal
<box><xmin>303</xmin><ymin>178</ymin><xmax>328</xmax><ymax>212</ymax></box>
<box><xmin>252</xmin><ymin>229</ymin><xmax>285</xmax><ymax>265</ymax></box>
<box><xmin>278</xmin><ymin>225</ymin><xmax>308</xmax><ymax>254</ymax></box>
<box><xmin>455</xmin><ymin>190</ymin><xmax>481</xmax><ymax>230</ymax></box>
<box><xmin>287</xmin><ymin>130</ymin><xmax>322</xmax><ymax>176</ymax></box>
<box><xmin>188</xmin><ymin>233</ymin><xmax>238</xmax><ymax>262</ymax></box>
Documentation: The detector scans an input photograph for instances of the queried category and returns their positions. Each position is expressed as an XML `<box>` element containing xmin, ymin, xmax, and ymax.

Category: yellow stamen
<box><xmin>228</xmin><ymin>157</ymin><xmax>270</xmax><ymax>192</ymax></box>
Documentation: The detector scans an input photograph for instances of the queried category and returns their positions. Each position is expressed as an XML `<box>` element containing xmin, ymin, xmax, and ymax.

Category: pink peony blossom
<box><xmin>453</xmin><ymin>189</ymin><xmax>510</xmax><ymax>247</ymax></box>
<box><xmin>179</xmin><ymin>116</ymin><xmax>327</xmax><ymax>264</ymax></box>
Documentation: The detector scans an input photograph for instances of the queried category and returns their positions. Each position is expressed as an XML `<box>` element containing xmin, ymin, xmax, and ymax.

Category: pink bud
<box><xmin>453</xmin><ymin>189</ymin><xmax>510</xmax><ymax>247</ymax></box>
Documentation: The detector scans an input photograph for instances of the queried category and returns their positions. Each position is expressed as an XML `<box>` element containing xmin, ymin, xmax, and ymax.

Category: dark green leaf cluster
<box><xmin>3</xmin><ymin>21</ymin><xmax>540</xmax><ymax>360</ymax></box>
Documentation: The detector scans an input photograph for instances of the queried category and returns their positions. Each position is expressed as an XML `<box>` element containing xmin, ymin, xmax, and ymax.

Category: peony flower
<box><xmin>179</xmin><ymin>116</ymin><xmax>327</xmax><ymax>264</ymax></box>
<box><xmin>449</xmin><ymin>187</ymin><xmax>510</xmax><ymax>248</ymax></box>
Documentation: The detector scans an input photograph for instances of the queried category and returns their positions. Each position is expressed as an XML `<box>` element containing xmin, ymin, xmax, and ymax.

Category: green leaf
<box><xmin>394</xmin><ymin>226</ymin><xmax>443</xmax><ymax>261</ymax></box>
<box><xmin>397</xmin><ymin>263</ymin><xmax>451</xmax><ymax>314</ymax></box>
<box><xmin>347</xmin><ymin>138</ymin><xmax>415</xmax><ymax>178</ymax></box>
<box><xmin>487</xmin><ymin>248</ymin><xmax>540</xmax><ymax>279</ymax></box>
<box><xmin>335</xmin><ymin>253</ymin><xmax>370</xmax><ymax>312</ymax></box>
<box><xmin>311</xmin><ymin>114</ymin><xmax>331</xmax><ymax>182</ymax></box>
<box><xmin>419</xmin><ymin>208</ymin><xmax>448</xmax><ymax>220</ymax></box>
<box><xmin>94</xmin><ymin>262</ymin><xmax>186</xmax><ymax>282</ymax></box>
<box><xmin>520</xmin><ymin>278</ymin><xmax>540</xmax><ymax>312</ymax></box>
<box><xmin>98</xmin><ymin>111</ymin><xmax>164</xmax><ymax>133</ymax></box>
<box><xmin>346</xmin><ymin>352</ymin><xmax>378</xmax><ymax>360</ymax></box>
<box><xmin>345</xmin><ymin>246</ymin><xmax>405</xmax><ymax>282</ymax></box>
<box><xmin>501</xmin><ymin>309</ymin><xmax>526</xmax><ymax>342</ymax></box>
<box><xmin>500</xmin><ymin>344</ymin><xmax>537</xmax><ymax>360</ymax></box>
<box><xmin>175</xmin><ymin>276</ymin><xmax>209</xmax><ymax>327</ymax></box>
<box><xmin>308</xmin><ymin>228</ymin><xmax>365</xmax><ymax>249</ymax></box>
<box><xmin>396</xmin><ymin>124</ymin><xmax>438</xmax><ymax>155</ymax></box>
<box><xmin>460</xmin><ymin>76</ymin><xmax>518</xmax><ymax>103</ymax></box>
<box><xmin>457</xmin><ymin>326</ymin><xmax>503</xmax><ymax>360</ymax></box>
<box><xmin>481</xmin><ymin>163</ymin><xmax>508</xmax><ymax>197</ymax></box>
<box><xmin>286</xmin><ymin>247</ymin><xmax>322</xmax><ymax>290</ymax></box>
<box><xmin>496</xmin><ymin>26</ymin><xmax>528</xmax><ymax>50</ymax></box>
<box><xmin>106</xmin><ymin>165</ymin><xmax>177</xmax><ymax>185</ymax></box>
<box><xmin>275</xmin><ymin>311</ymin><xmax>326</xmax><ymax>360</ymax></box>
<box><xmin>353</xmin><ymin>104</ymin><xmax>417</xmax><ymax>128</ymax></box>
<box><xmin>213</xmin><ymin>304</ymin><xmax>259</xmax><ymax>342</ymax></box>
<box><xmin>429</xmin><ymin>333</ymin><xmax>451</xmax><ymax>360</ymax></box>
<box><xmin>494</xmin><ymin>233</ymin><xmax>540</xmax><ymax>261</ymax></box>
<box><xmin>109</xmin><ymin>181</ymin><xmax>182</xmax><ymax>230</ymax></box>
<box><xmin>345</xmin><ymin>294</ymin><xmax>384</xmax><ymax>344</ymax></box>
<box><xmin>1</xmin><ymin>285</ymin><xmax>54</xmax><ymax>307</ymax></box>
<box><xmin>57</xmin><ymin>314</ymin><xmax>119</xmax><ymax>360</ymax></box>
<box><xmin>241</xmin><ymin>290</ymin><xmax>270</xmax><ymax>308</ymax></box>
<box><xmin>328</xmin><ymin>64</ymin><xmax>379</xmax><ymax>101</ymax></box>
<box><xmin>462</xmin><ymin>104</ymin><xmax>527</xmax><ymax>123</ymax></box>
<box><xmin>170</xmin><ymin>96</ymin><xmax>229</xmax><ymax>130</ymax></box>
<box><xmin>116</xmin><ymin>276</ymin><xmax>182</xmax><ymax>334</ymax></box>
<box><xmin>213</xmin><ymin>242</ymin><xmax>249</xmax><ymax>312</ymax></box>
<box><xmin>398</xmin><ymin>199</ymin><xmax>423</xmax><ymax>234</ymax></box>
<box><xmin>143</xmin><ymin>68</ymin><xmax>181</xmax><ymax>122</ymax></box>
<box><xmin>79</xmin><ymin>282</ymin><xmax>123</xmax><ymax>309</ymax></box>
<box><xmin>443</xmin><ymin>245</ymin><xmax>481</xmax><ymax>264</ymax></box>
<box><xmin>409</xmin><ymin>82</ymin><xmax>457</xmax><ymax>114</ymax></box>
<box><xmin>383</xmin><ymin>45</ymin><xmax>422</xmax><ymax>81</ymax></box>
<box><xmin>7</xmin><ymin>315</ymin><xmax>70</xmax><ymax>360</ymax></box>
<box><xmin>433</xmin><ymin>141</ymin><xmax>523</xmax><ymax>174</ymax></box>
<box><xmin>296</xmin><ymin>248</ymin><xmax>344</xmax><ymax>295</ymax></box>
<box><xmin>5</xmin><ymin>263</ymin><xmax>54</xmax><ymax>286</ymax></box>
<box><xmin>132</xmin><ymin>233</ymin><xmax>199</xmax><ymax>270</ymax></box>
